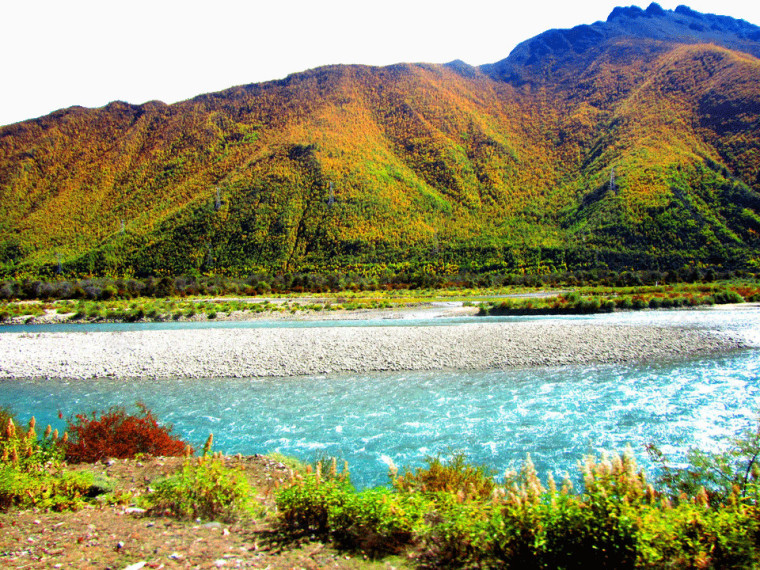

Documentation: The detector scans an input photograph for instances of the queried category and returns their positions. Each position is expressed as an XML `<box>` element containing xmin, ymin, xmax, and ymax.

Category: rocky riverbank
<box><xmin>0</xmin><ymin>317</ymin><xmax>747</xmax><ymax>380</ymax></box>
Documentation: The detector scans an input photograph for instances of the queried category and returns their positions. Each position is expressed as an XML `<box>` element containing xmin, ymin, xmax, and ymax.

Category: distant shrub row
<box><xmin>1</xmin><ymin>266</ymin><xmax>757</xmax><ymax>301</ymax></box>
<box><xmin>480</xmin><ymin>287</ymin><xmax>753</xmax><ymax>316</ymax></box>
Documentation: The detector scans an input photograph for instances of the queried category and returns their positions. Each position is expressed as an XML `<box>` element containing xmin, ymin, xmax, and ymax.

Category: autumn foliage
<box><xmin>64</xmin><ymin>403</ymin><xmax>191</xmax><ymax>463</ymax></box>
<box><xmin>1</xmin><ymin>5</ymin><xmax>759</xmax><ymax>277</ymax></box>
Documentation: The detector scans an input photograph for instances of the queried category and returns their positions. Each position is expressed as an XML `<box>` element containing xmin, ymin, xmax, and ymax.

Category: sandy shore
<box><xmin>0</xmin><ymin>315</ymin><xmax>747</xmax><ymax>380</ymax></box>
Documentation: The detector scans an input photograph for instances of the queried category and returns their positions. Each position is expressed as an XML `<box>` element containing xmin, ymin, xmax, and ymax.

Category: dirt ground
<box><xmin>0</xmin><ymin>456</ymin><xmax>408</xmax><ymax>569</ymax></box>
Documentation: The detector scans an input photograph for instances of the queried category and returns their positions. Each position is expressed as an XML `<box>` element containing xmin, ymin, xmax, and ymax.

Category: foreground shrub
<box><xmin>635</xmin><ymin>501</ymin><xmax>760</xmax><ymax>568</ymax></box>
<box><xmin>1</xmin><ymin>413</ymin><xmax>64</xmax><ymax>469</ymax></box>
<box><xmin>276</xmin><ymin>474</ymin><xmax>354</xmax><ymax>536</ymax></box>
<box><xmin>0</xmin><ymin>412</ymin><xmax>93</xmax><ymax>512</ymax></box>
<box><xmin>65</xmin><ymin>403</ymin><xmax>191</xmax><ymax>463</ymax></box>
<box><xmin>146</xmin><ymin>456</ymin><xmax>255</xmax><ymax>522</ymax></box>
<box><xmin>648</xmin><ymin>418</ymin><xmax>760</xmax><ymax>503</ymax></box>
<box><xmin>391</xmin><ymin>452</ymin><xmax>496</xmax><ymax>499</ymax></box>
<box><xmin>276</xmin><ymin>472</ymin><xmax>428</xmax><ymax>554</ymax></box>
<box><xmin>274</xmin><ymin>446</ymin><xmax>760</xmax><ymax>567</ymax></box>
<box><xmin>0</xmin><ymin>464</ymin><xmax>94</xmax><ymax>511</ymax></box>
<box><xmin>543</xmin><ymin>492</ymin><xmax>638</xmax><ymax>569</ymax></box>
<box><xmin>330</xmin><ymin>488</ymin><xmax>429</xmax><ymax>553</ymax></box>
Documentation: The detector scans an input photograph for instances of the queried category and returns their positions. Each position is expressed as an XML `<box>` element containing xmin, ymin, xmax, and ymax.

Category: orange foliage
<box><xmin>64</xmin><ymin>403</ymin><xmax>191</xmax><ymax>463</ymax></box>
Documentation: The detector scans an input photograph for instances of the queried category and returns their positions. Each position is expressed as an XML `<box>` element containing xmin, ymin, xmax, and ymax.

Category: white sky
<box><xmin>2</xmin><ymin>0</ymin><xmax>759</xmax><ymax>127</ymax></box>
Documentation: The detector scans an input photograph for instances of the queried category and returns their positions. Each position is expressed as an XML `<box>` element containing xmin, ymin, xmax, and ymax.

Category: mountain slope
<box><xmin>1</xmin><ymin>3</ymin><xmax>759</xmax><ymax>277</ymax></box>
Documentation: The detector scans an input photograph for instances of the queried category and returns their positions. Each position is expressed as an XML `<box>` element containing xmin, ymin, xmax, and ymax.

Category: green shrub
<box><xmin>713</xmin><ymin>289</ymin><xmax>744</xmax><ymax>305</ymax></box>
<box><xmin>648</xmin><ymin>418</ymin><xmax>760</xmax><ymax>503</ymax></box>
<box><xmin>0</xmin><ymin>412</ymin><xmax>93</xmax><ymax>512</ymax></box>
<box><xmin>147</xmin><ymin>457</ymin><xmax>255</xmax><ymax>522</ymax></box>
<box><xmin>1</xmin><ymin>414</ymin><xmax>64</xmax><ymax>469</ymax></box>
<box><xmin>330</xmin><ymin>488</ymin><xmax>428</xmax><ymax>553</ymax></box>
<box><xmin>391</xmin><ymin>452</ymin><xmax>496</xmax><ymax>499</ymax></box>
<box><xmin>420</xmin><ymin>498</ymin><xmax>496</xmax><ymax>566</ymax></box>
<box><xmin>635</xmin><ymin>502</ymin><xmax>760</xmax><ymax>568</ymax></box>
<box><xmin>564</xmin><ymin>291</ymin><xmax>582</xmax><ymax>304</ymax></box>
<box><xmin>276</xmin><ymin>475</ymin><xmax>353</xmax><ymax>536</ymax></box>
<box><xmin>543</xmin><ymin>493</ymin><xmax>638</xmax><ymax>569</ymax></box>
<box><xmin>631</xmin><ymin>297</ymin><xmax>647</xmax><ymax>310</ymax></box>
<box><xmin>0</xmin><ymin>463</ymin><xmax>94</xmax><ymax>511</ymax></box>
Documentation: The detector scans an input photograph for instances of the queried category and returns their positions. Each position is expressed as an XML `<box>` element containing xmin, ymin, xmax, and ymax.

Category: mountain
<box><xmin>1</xmin><ymin>3</ymin><xmax>760</xmax><ymax>278</ymax></box>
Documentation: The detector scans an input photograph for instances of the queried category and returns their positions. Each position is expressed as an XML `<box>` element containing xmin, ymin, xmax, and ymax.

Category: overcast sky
<box><xmin>2</xmin><ymin>0</ymin><xmax>759</xmax><ymax>127</ymax></box>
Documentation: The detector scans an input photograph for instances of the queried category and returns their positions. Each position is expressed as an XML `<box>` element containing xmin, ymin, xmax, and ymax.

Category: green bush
<box><xmin>270</xmin><ymin>445</ymin><xmax>760</xmax><ymax>567</ymax></box>
<box><xmin>647</xmin><ymin>418</ymin><xmax>760</xmax><ymax>503</ymax></box>
<box><xmin>635</xmin><ymin>502</ymin><xmax>760</xmax><ymax>568</ymax></box>
<box><xmin>0</xmin><ymin>413</ymin><xmax>93</xmax><ymax>512</ymax></box>
<box><xmin>330</xmin><ymin>487</ymin><xmax>428</xmax><ymax>553</ymax></box>
<box><xmin>276</xmin><ymin>475</ymin><xmax>353</xmax><ymax>536</ymax></box>
<box><xmin>713</xmin><ymin>289</ymin><xmax>744</xmax><ymax>305</ymax></box>
<box><xmin>0</xmin><ymin>464</ymin><xmax>94</xmax><ymax>511</ymax></box>
<box><xmin>391</xmin><ymin>452</ymin><xmax>496</xmax><ymax>499</ymax></box>
<box><xmin>147</xmin><ymin>457</ymin><xmax>255</xmax><ymax>522</ymax></box>
<box><xmin>543</xmin><ymin>492</ymin><xmax>638</xmax><ymax>569</ymax></box>
<box><xmin>1</xmin><ymin>413</ymin><xmax>64</xmax><ymax>469</ymax></box>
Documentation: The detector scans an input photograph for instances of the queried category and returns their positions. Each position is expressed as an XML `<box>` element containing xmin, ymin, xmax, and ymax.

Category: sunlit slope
<box><xmin>0</xmin><ymin>63</ymin><xmax>570</xmax><ymax>275</ymax></box>
<box><xmin>556</xmin><ymin>42</ymin><xmax>760</xmax><ymax>258</ymax></box>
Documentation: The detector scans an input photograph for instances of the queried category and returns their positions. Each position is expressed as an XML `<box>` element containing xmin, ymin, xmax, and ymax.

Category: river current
<box><xmin>1</xmin><ymin>307</ymin><xmax>759</xmax><ymax>488</ymax></box>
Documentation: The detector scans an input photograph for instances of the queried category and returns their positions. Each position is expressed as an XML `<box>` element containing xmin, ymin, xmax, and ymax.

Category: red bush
<box><xmin>65</xmin><ymin>403</ymin><xmax>191</xmax><ymax>463</ymax></box>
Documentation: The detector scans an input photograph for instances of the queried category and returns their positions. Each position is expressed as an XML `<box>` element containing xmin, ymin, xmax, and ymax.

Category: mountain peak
<box><xmin>481</xmin><ymin>3</ymin><xmax>760</xmax><ymax>87</ymax></box>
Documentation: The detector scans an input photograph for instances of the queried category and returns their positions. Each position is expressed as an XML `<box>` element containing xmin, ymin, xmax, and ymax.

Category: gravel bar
<box><xmin>0</xmin><ymin>320</ymin><xmax>746</xmax><ymax>380</ymax></box>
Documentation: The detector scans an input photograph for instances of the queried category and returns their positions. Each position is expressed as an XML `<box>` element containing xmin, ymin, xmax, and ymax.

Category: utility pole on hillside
<box><xmin>214</xmin><ymin>187</ymin><xmax>222</xmax><ymax>211</ymax></box>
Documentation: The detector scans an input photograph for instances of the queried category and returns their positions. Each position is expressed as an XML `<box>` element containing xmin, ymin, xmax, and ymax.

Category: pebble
<box><xmin>124</xmin><ymin>507</ymin><xmax>146</xmax><ymax>515</ymax></box>
<box><xmin>0</xmin><ymin>319</ymin><xmax>746</xmax><ymax>380</ymax></box>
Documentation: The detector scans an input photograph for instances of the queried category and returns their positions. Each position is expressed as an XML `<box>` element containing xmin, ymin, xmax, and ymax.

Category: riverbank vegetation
<box><xmin>0</xmin><ymin>272</ymin><xmax>759</xmax><ymax>325</ymax></box>
<box><xmin>3</xmin><ymin>404</ymin><xmax>760</xmax><ymax>567</ymax></box>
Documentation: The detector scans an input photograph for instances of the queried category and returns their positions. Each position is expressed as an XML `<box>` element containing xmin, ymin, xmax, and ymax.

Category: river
<box><xmin>1</xmin><ymin>306</ymin><xmax>759</xmax><ymax>488</ymax></box>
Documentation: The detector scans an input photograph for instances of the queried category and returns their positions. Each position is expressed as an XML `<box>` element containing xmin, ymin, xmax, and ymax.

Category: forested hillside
<box><xmin>1</xmin><ymin>3</ymin><xmax>759</xmax><ymax>278</ymax></box>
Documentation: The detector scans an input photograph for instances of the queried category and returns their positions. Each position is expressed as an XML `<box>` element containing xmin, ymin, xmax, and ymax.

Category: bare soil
<box><xmin>0</xmin><ymin>456</ymin><xmax>408</xmax><ymax>569</ymax></box>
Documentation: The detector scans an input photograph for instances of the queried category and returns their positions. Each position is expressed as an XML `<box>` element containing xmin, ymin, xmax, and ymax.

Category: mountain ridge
<box><xmin>1</xmin><ymin>3</ymin><xmax>759</xmax><ymax>277</ymax></box>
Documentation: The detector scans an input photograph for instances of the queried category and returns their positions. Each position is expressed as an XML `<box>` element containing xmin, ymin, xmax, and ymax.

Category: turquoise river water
<box><xmin>1</xmin><ymin>307</ymin><xmax>760</xmax><ymax>488</ymax></box>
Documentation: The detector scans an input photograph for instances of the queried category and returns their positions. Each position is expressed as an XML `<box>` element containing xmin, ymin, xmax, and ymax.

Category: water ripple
<box><xmin>1</xmin><ymin>310</ymin><xmax>760</xmax><ymax>487</ymax></box>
